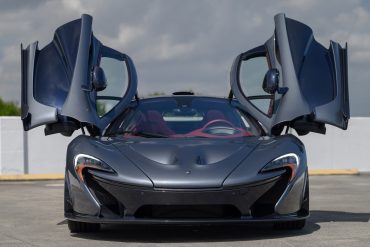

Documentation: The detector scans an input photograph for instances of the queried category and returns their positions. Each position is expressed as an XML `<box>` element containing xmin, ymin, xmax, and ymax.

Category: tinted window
<box><xmin>239</xmin><ymin>56</ymin><xmax>273</xmax><ymax>115</ymax></box>
<box><xmin>96</xmin><ymin>57</ymin><xmax>129</xmax><ymax>116</ymax></box>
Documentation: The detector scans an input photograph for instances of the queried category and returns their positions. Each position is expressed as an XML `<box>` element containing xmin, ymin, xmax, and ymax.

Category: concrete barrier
<box><xmin>0</xmin><ymin>117</ymin><xmax>368</xmax><ymax>175</ymax></box>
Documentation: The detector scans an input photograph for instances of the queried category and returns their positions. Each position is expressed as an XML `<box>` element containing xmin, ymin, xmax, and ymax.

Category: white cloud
<box><xmin>0</xmin><ymin>0</ymin><xmax>369</xmax><ymax>116</ymax></box>
<box><xmin>137</xmin><ymin>34</ymin><xmax>196</xmax><ymax>61</ymax></box>
<box><xmin>101</xmin><ymin>25</ymin><xmax>145</xmax><ymax>48</ymax></box>
<box><xmin>62</xmin><ymin>0</ymin><xmax>93</xmax><ymax>14</ymax></box>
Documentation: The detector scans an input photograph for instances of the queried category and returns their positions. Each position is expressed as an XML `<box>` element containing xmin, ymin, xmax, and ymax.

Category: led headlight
<box><xmin>260</xmin><ymin>153</ymin><xmax>300</xmax><ymax>181</ymax></box>
<box><xmin>74</xmin><ymin>154</ymin><xmax>115</xmax><ymax>182</ymax></box>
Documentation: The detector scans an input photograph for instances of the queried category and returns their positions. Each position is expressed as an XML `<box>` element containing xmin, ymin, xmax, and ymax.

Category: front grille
<box><xmin>87</xmin><ymin>172</ymin><xmax>285</xmax><ymax>219</ymax></box>
<box><xmin>134</xmin><ymin>205</ymin><xmax>241</xmax><ymax>219</ymax></box>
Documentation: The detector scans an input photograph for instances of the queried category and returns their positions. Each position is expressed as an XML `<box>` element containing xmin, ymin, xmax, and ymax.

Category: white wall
<box><xmin>0</xmin><ymin>117</ymin><xmax>369</xmax><ymax>174</ymax></box>
<box><xmin>0</xmin><ymin>117</ymin><xmax>78</xmax><ymax>175</ymax></box>
<box><xmin>298</xmin><ymin>117</ymin><xmax>370</xmax><ymax>172</ymax></box>
<box><xmin>0</xmin><ymin>117</ymin><xmax>24</xmax><ymax>174</ymax></box>
<box><xmin>27</xmin><ymin>126</ymin><xmax>79</xmax><ymax>174</ymax></box>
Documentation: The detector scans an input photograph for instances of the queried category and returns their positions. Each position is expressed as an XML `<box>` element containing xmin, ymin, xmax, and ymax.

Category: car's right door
<box><xmin>230</xmin><ymin>13</ymin><xmax>349</xmax><ymax>135</ymax></box>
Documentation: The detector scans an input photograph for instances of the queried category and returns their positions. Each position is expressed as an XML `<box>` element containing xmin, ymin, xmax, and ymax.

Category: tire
<box><xmin>68</xmin><ymin>220</ymin><xmax>100</xmax><ymax>233</ymax></box>
<box><xmin>273</xmin><ymin>219</ymin><xmax>306</xmax><ymax>230</ymax></box>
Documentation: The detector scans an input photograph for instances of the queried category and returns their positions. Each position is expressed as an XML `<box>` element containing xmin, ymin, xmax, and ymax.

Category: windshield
<box><xmin>112</xmin><ymin>97</ymin><xmax>262</xmax><ymax>138</ymax></box>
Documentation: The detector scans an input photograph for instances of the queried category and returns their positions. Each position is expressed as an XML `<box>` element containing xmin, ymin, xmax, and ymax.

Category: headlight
<box><xmin>74</xmin><ymin>154</ymin><xmax>115</xmax><ymax>182</ymax></box>
<box><xmin>260</xmin><ymin>153</ymin><xmax>300</xmax><ymax>181</ymax></box>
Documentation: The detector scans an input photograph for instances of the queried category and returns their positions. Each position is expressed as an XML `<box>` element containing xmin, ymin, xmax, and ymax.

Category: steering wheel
<box><xmin>202</xmin><ymin>119</ymin><xmax>235</xmax><ymax>130</ymax></box>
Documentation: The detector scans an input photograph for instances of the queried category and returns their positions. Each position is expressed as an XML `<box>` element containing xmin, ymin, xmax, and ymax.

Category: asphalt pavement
<box><xmin>0</xmin><ymin>175</ymin><xmax>369</xmax><ymax>247</ymax></box>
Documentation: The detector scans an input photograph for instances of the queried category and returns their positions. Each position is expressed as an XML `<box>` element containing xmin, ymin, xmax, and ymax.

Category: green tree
<box><xmin>96</xmin><ymin>100</ymin><xmax>106</xmax><ymax>117</ymax></box>
<box><xmin>146</xmin><ymin>91</ymin><xmax>166</xmax><ymax>97</ymax></box>
<box><xmin>0</xmin><ymin>98</ymin><xmax>20</xmax><ymax>116</ymax></box>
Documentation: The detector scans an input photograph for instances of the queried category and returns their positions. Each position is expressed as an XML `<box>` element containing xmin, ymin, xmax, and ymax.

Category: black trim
<box><xmin>96</xmin><ymin>96</ymin><xmax>122</xmax><ymax>101</ymax></box>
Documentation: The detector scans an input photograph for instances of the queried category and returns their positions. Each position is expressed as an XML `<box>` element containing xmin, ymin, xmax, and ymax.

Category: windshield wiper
<box><xmin>119</xmin><ymin>130</ymin><xmax>169</xmax><ymax>138</ymax></box>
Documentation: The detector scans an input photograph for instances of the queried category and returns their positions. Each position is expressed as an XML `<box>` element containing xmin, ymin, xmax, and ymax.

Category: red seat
<box><xmin>146</xmin><ymin>111</ymin><xmax>175</xmax><ymax>135</ymax></box>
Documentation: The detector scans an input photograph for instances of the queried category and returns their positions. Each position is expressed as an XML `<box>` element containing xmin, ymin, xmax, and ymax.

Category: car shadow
<box><xmin>69</xmin><ymin>210</ymin><xmax>370</xmax><ymax>243</ymax></box>
<box><xmin>309</xmin><ymin>210</ymin><xmax>370</xmax><ymax>223</ymax></box>
<box><xmin>71</xmin><ymin>223</ymin><xmax>318</xmax><ymax>243</ymax></box>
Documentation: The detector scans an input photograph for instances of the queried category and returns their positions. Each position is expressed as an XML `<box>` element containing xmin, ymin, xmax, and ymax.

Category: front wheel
<box><xmin>273</xmin><ymin>219</ymin><xmax>306</xmax><ymax>230</ymax></box>
<box><xmin>67</xmin><ymin>220</ymin><xmax>100</xmax><ymax>233</ymax></box>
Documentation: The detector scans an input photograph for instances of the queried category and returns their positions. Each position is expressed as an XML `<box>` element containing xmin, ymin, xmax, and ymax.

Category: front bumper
<box><xmin>65</xmin><ymin>170</ymin><xmax>309</xmax><ymax>224</ymax></box>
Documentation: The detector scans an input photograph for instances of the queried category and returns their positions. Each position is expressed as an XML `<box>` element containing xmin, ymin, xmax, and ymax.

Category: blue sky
<box><xmin>0</xmin><ymin>0</ymin><xmax>369</xmax><ymax>116</ymax></box>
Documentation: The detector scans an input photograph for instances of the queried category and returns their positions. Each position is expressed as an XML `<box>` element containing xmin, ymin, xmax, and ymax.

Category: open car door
<box><xmin>230</xmin><ymin>13</ymin><xmax>349</xmax><ymax>135</ymax></box>
<box><xmin>21</xmin><ymin>14</ymin><xmax>137</xmax><ymax>136</ymax></box>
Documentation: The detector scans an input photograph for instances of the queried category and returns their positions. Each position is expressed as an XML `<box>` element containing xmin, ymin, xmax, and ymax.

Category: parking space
<box><xmin>0</xmin><ymin>175</ymin><xmax>369</xmax><ymax>247</ymax></box>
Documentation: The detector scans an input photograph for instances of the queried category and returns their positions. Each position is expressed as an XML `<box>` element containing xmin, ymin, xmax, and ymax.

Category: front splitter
<box><xmin>65</xmin><ymin>213</ymin><xmax>309</xmax><ymax>224</ymax></box>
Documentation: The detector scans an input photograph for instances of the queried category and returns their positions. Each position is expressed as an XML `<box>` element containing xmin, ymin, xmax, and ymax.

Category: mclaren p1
<box><xmin>21</xmin><ymin>13</ymin><xmax>349</xmax><ymax>232</ymax></box>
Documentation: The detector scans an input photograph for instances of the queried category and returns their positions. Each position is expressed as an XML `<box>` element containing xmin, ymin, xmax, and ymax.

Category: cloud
<box><xmin>0</xmin><ymin>0</ymin><xmax>369</xmax><ymax>116</ymax></box>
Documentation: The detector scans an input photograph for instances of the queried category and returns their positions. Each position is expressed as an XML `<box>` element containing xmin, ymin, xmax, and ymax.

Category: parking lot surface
<box><xmin>0</xmin><ymin>175</ymin><xmax>369</xmax><ymax>247</ymax></box>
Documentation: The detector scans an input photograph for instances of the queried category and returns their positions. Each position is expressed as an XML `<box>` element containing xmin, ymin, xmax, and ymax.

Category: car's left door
<box><xmin>21</xmin><ymin>14</ymin><xmax>137</xmax><ymax>136</ymax></box>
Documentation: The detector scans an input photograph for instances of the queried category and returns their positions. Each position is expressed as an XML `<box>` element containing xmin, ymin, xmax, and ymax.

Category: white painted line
<box><xmin>0</xmin><ymin>181</ymin><xmax>37</xmax><ymax>185</ymax></box>
<box><xmin>45</xmin><ymin>183</ymin><xmax>64</xmax><ymax>187</ymax></box>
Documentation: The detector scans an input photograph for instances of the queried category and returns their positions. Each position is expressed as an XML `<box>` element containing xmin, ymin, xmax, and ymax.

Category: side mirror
<box><xmin>262</xmin><ymin>68</ymin><xmax>279</xmax><ymax>94</ymax></box>
<box><xmin>92</xmin><ymin>66</ymin><xmax>107</xmax><ymax>92</ymax></box>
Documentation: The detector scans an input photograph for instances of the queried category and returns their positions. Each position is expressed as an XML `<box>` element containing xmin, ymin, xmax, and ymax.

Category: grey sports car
<box><xmin>21</xmin><ymin>13</ymin><xmax>349</xmax><ymax>233</ymax></box>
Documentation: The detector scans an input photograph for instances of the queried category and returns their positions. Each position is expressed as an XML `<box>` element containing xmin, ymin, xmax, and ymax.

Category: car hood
<box><xmin>111</xmin><ymin>137</ymin><xmax>261</xmax><ymax>189</ymax></box>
